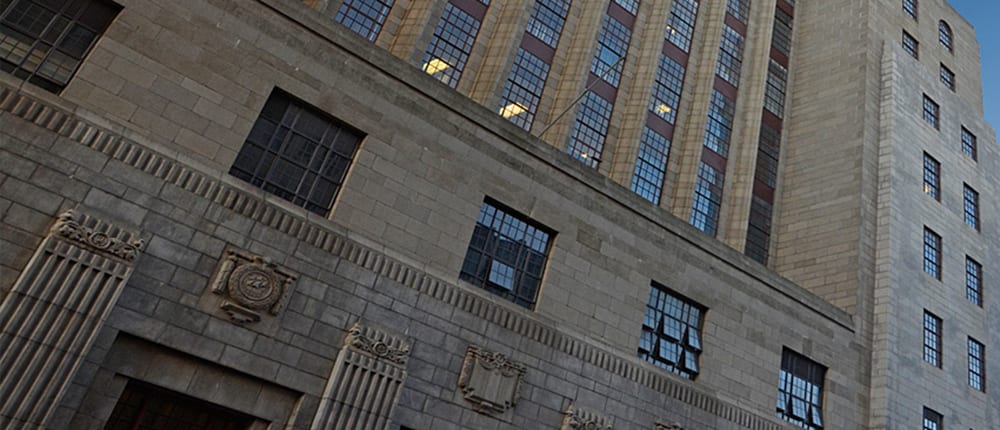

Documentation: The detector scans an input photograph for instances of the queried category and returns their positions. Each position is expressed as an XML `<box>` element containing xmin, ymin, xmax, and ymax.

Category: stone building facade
<box><xmin>0</xmin><ymin>0</ymin><xmax>994</xmax><ymax>429</ymax></box>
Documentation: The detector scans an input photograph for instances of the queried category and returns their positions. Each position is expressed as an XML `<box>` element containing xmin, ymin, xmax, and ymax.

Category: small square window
<box><xmin>903</xmin><ymin>0</ymin><xmax>917</xmax><ymax>19</ymax></box>
<box><xmin>922</xmin><ymin>407</ymin><xmax>942</xmax><ymax>430</ymax></box>
<box><xmin>459</xmin><ymin>199</ymin><xmax>554</xmax><ymax>309</ymax></box>
<box><xmin>923</xmin><ymin>153</ymin><xmax>940</xmax><ymax>201</ymax></box>
<box><xmin>923</xmin><ymin>227</ymin><xmax>941</xmax><ymax>280</ymax></box>
<box><xmin>968</xmin><ymin>337</ymin><xmax>986</xmax><ymax>392</ymax></box>
<box><xmin>923</xmin><ymin>310</ymin><xmax>942</xmax><ymax>368</ymax></box>
<box><xmin>776</xmin><ymin>349</ymin><xmax>826</xmax><ymax>429</ymax></box>
<box><xmin>638</xmin><ymin>282</ymin><xmax>706</xmax><ymax>379</ymax></box>
<box><xmin>961</xmin><ymin>127</ymin><xmax>978</xmax><ymax>160</ymax></box>
<box><xmin>0</xmin><ymin>0</ymin><xmax>121</xmax><ymax>93</ymax></box>
<box><xmin>966</xmin><ymin>257</ymin><xmax>983</xmax><ymax>307</ymax></box>
<box><xmin>939</xmin><ymin>64</ymin><xmax>955</xmax><ymax>91</ymax></box>
<box><xmin>903</xmin><ymin>31</ymin><xmax>919</xmax><ymax>59</ymax></box>
<box><xmin>229</xmin><ymin>89</ymin><xmax>364</xmax><ymax>215</ymax></box>
<box><xmin>922</xmin><ymin>95</ymin><xmax>939</xmax><ymax>129</ymax></box>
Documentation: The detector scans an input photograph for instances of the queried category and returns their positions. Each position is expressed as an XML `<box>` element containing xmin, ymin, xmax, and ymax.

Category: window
<box><xmin>460</xmin><ymin>200</ymin><xmax>553</xmax><ymax>309</ymax></box>
<box><xmin>726</xmin><ymin>0</ymin><xmax>750</xmax><ymax>24</ymax></box>
<box><xmin>690</xmin><ymin>162</ymin><xmax>724</xmax><ymax>236</ymax></box>
<box><xmin>923</xmin><ymin>228</ymin><xmax>941</xmax><ymax>280</ymax></box>
<box><xmin>922</xmin><ymin>153</ymin><xmax>939</xmax><ymax>200</ymax></box>
<box><xmin>966</xmin><ymin>257</ymin><xmax>983</xmax><ymax>307</ymax></box>
<box><xmin>230</xmin><ymin>90</ymin><xmax>363</xmax><ymax>215</ymax></box>
<box><xmin>105</xmin><ymin>380</ymin><xmax>255</xmax><ymax>430</ymax></box>
<box><xmin>961</xmin><ymin>127</ymin><xmax>977</xmax><ymax>160</ymax></box>
<box><xmin>771</xmin><ymin>8</ymin><xmax>793</xmax><ymax>57</ymax></box>
<box><xmin>590</xmin><ymin>15</ymin><xmax>632</xmax><ymax>88</ymax></box>
<box><xmin>638</xmin><ymin>283</ymin><xmax>705</xmax><ymax>379</ymax></box>
<box><xmin>745</xmin><ymin>196</ymin><xmax>773</xmax><ymax>264</ymax></box>
<box><xmin>525</xmin><ymin>0</ymin><xmax>571</xmax><ymax>48</ymax></box>
<box><xmin>939</xmin><ymin>64</ymin><xmax>955</xmax><ymax>91</ymax></box>
<box><xmin>665</xmin><ymin>0</ymin><xmax>699</xmax><ymax>53</ymax></box>
<box><xmin>704</xmin><ymin>90</ymin><xmax>736</xmax><ymax>156</ymax></box>
<box><xmin>963</xmin><ymin>184</ymin><xmax>979</xmax><ymax>230</ymax></box>
<box><xmin>968</xmin><ymin>337</ymin><xmax>985</xmax><ymax>391</ymax></box>
<box><xmin>923</xmin><ymin>310</ymin><xmax>942</xmax><ymax>367</ymax></box>
<box><xmin>922</xmin><ymin>407</ymin><xmax>942</xmax><ymax>430</ymax></box>
<box><xmin>335</xmin><ymin>0</ymin><xmax>394</xmax><ymax>41</ymax></box>
<box><xmin>938</xmin><ymin>21</ymin><xmax>952</xmax><ymax>51</ymax></box>
<box><xmin>776</xmin><ymin>349</ymin><xmax>826</xmax><ymax>429</ymax></box>
<box><xmin>421</xmin><ymin>2</ymin><xmax>484</xmax><ymax>88</ymax></box>
<box><xmin>631</xmin><ymin>127</ymin><xmax>671</xmax><ymax>205</ymax></box>
<box><xmin>648</xmin><ymin>54</ymin><xmax>686</xmax><ymax>124</ymax></box>
<box><xmin>755</xmin><ymin>124</ymin><xmax>781</xmax><ymax>188</ymax></box>
<box><xmin>567</xmin><ymin>92</ymin><xmax>613</xmax><ymax>168</ymax></box>
<box><xmin>0</xmin><ymin>0</ymin><xmax>121</xmax><ymax>93</ymax></box>
<box><xmin>903</xmin><ymin>0</ymin><xmax>917</xmax><ymax>19</ymax></box>
<box><xmin>498</xmin><ymin>48</ymin><xmax>550</xmax><ymax>130</ymax></box>
<box><xmin>716</xmin><ymin>25</ymin><xmax>745</xmax><ymax>86</ymax></box>
<box><xmin>764</xmin><ymin>59</ymin><xmax>788</xmax><ymax>118</ymax></box>
<box><xmin>922</xmin><ymin>95</ymin><xmax>939</xmax><ymax>129</ymax></box>
<box><xmin>902</xmin><ymin>31</ymin><xmax>919</xmax><ymax>59</ymax></box>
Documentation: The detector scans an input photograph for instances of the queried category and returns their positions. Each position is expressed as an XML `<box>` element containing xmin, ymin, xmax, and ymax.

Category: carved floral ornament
<box><xmin>458</xmin><ymin>345</ymin><xmax>527</xmax><ymax>416</ymax></box>
<box><xmin>344</xmin><ymin>323</ymin><xmax>411</xmax><ymax>365</ymax></box>
<box><xmin>209</xmin><ymin>248</ymin><xmax>296</xmax><ymax>324</ymax></box>
<box><xmin>53</xmin><ymin>210</ymin><xmax>144</xmax><ymax>262</ymax></box>
<box><xmin>563</xmin><ymin>404</ymin><xmax>613</xmax><ymax>430</ymax></box>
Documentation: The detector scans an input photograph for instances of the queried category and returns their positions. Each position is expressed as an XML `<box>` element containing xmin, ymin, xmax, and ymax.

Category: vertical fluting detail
<box><xmin>0</xmin><ymin>210</ymin><xmax>144</xmax><ymax>428</ymax></box>
<box><xmin>311</xmin><ymin>323</ymin><xmax>411</xmax><ymax>430</ymax></box>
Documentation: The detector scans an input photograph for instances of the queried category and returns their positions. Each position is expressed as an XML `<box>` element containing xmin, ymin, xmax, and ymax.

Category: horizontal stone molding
<box><xmin>0</xmin><ymin>80</ymin><xmax>793</xmax><ymax>430</ymax></box>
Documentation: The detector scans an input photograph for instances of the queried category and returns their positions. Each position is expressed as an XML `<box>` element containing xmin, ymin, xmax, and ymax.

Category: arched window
<box><xmin>939</xmin><ymin>21</ymin><xmax>953</xmax><ymax>51</ymax></box>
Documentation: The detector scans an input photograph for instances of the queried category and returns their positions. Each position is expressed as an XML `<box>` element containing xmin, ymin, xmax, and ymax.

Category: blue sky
<box><xmin>947</xmin><ymin>0</ymin><xmax>999</xmax><ymax>132</ymax></box>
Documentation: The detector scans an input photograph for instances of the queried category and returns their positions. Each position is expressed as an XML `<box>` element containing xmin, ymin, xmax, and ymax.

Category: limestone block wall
<box><xmin>0</xmin><ymin>0</ymin><xmax>869</xmax><ymax>428</ymax></box>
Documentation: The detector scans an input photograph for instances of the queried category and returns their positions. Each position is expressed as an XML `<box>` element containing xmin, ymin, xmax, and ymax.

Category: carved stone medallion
<box><xmin>563</xmin><ymin>404</ymin><xmax>613</xmax><ymax>430</ymax></box>
<box><xmin>458</xmin><ymin>345</ymin><xmax>527</xmax><ymax>416</ymax></box>
<box><xmin>208</xmin><ymin>248</ymin><xmax>296</xmax><ymax>324</ymax></box>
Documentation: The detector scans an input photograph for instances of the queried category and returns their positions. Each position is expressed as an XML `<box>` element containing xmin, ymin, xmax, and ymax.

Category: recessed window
<box><xmin>725</xmin><ymin>0</ymin><xmax>750</xmax><ymax>24</ymax></box>
<box><xmin>590</xmin><ymin>15</ymin><xmax>633</xmax><ymax>88</ymax></box>
<box><xmin>567</xmin><ymin>91</ymin><xmax>614</xmax><ymax>168</ymax></box>
<box><xmin>771</xmin><ymin>8</ymin><xmax>793</xmax><ymax>57</ymax></box>
<box><xmin>422</xmin><ymin>2</ymin><xmax>487</xmax><ymax>88</ymax></box>
<box><xmin>105</xmin><ymin>380</ymin><xmax>255</xmax><ymax>430</ymax></box>
<box><xmin>776</xmin><ymin>348</ymin><xmax>826</xmax><ymax>429</ymax></box>
<box><xmin>923</xmin><ymin>310</ymin><xmax>942</xmax><ymax>367</ymax></box>
<box><xmin>524</xmin><ymin>0</ymin><xmax>571</xmax><ymax>48</ymax></box>
<box><xmin>334</xmin><ymin>0</ymin><xmax>395</xmax><ymax>42</ymax></box>
<box><xmin>938</xmin><ymin>21</ymin><xmax>953</xmax><ymax>51</ymax></box>
<box><xmin>666</xmin><ymin>0</ymin><xmax>700</xmax><ymax>53</ymax></box>
<box><xmin>460</xmin><ymin>200</ymin><xmax>553</xmax><ymax>309</ymax></box>
<box><xmin>716</xmin><ymin>25</ymin><xmax>746</xmax><ymax>86</ymax></box>
<box><xmin>968</xmin><ymin>337</ymin><xmax>985</xmax><ymax>392</ymax></box>
<box><xmin>690</xmin><ymin>162</ymin><xmax>725</xmax><ymax>236</ymax></box>
<box><xmin>498</xmin><ymin>48</ymin><xmax>550</xmax><ymax>130</ymax></box>
<box><xmin>902</xmin><ymin>31</ymin><xmax>919</xmax><ymax>59</ymax></box>
<box><xmin>230</xmin><ymin>89</ymin><xmax>364</xmax><ymax>215</ymax></box>
<box><xmin>638</xmin><ymin>282</ymin><xmax>705</xmax><ymax>379</ymax></box>
<box><xmin>966</xmin><ymin>256</ymin><xmax>983</xmax><ymax>307</ymax></box>
<box><xmin>903</xmin><ymin>0</ymin><xmax>917</xmax><ymax>19</ymax></box>
<box><xmin>764</xmin><ymin>59</ymin><xmax>788</xmax><ymax>118</ymax></box>
<box><xmin>922</xmin><ymin>407</ymin><xmax>942</xmax><ymax>430</ymax></box>
<box><xmin>745</xmin><ymin>196</ymin><xmax>773</xmax><ymax>265</ymax></box>
<box><xmin>704</xmin><ymin>90</ymin><xmax>736</xmax><ymax>156</ymax></box>
<box><xmin>939</xmin><ymin>64</ymin><xmax>955</xmax><ymax>91</ymax></box>
<box><xmin>963</xmin><ymin>184</ymin><xmax>979</xmax><ymax>230</ymax></box>
<box><xmin>0</xmin><ymin>0</ymin><xmax>121</xmax><ymax>93</ymax></box>
<box><xmin>922</xmin><ymin>153</ymin><xmax>940</xmax><ymax>201</ymax></box>
<box><xmin>612</xmin><ymin>0</ymin><xmax>639</xmax><ymax>15</ymax></box>
<box><xmin>961</xmin><ymin>127</ymin><xmax>978</xmax><ymax>160</ymax></box>
<box><xmin>922</xmin><ymin>95</ymin><xmax>939</xmax><ymax>129</ymax></box>
<box><xmin>648</xmin><ymin>54</ymin><xmax>687</xmax><ymax>125</ymax></box>
<box><xmin>923</xmin><ymin>227</ymin><xmax>941</xmax><ymax>280</ymax></box>
<box><xmin>631</xmin><ymin>127</ymin><xmax>672</xmax><ymax>205</ymax></box>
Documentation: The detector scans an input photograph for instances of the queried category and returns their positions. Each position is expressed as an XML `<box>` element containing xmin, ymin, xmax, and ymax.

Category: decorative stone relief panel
<box><xmin>207</xmin><ymin>248</ymin><xmax>296</xmax><ymax>325</ymax></box>
<box><xmin>562</xmin><ymin>404</ymin><xmax>613</xmax><ymax>429</ymax></box>
<box><xmin>0</xmin><ymin>209</ymin><xmax>144</xmax><ymax>428</ymax></box>
<box><xmin>311</xmin><ymin>323</ymin><xmax>411</xmax><ymax>430</ymax></box>
<box><xmin>458</xmin><ymin>345</ymin><xmax>527</xmax><ymax>416</ymax></box>
<box><xmin>655</xmin><ymin>422</ymin><xmax>684</xmax><ymax>430</ymax></box>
